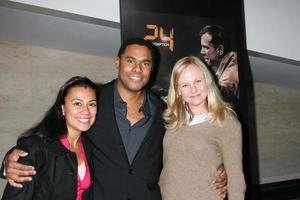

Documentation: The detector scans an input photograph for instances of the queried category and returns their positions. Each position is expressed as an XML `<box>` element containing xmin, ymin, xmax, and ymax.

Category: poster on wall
<box><xmin>120</xmin><ymin>0</ymin><xmax>247</xmax><ymax>114</ymax></box>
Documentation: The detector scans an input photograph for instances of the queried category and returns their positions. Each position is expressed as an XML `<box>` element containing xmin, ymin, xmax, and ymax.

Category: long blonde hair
<box><xmin>163</xmin><ymin>56</ymin><xmax>234</xmax><ymax>130</ymax></box>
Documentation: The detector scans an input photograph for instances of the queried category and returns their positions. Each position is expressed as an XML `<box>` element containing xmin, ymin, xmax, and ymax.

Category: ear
<box><xmin>61</xmin><ymin>105</ymin><xmax>65</xmax><ymax>116</ymax></box>
<box><xmin>216</xmin><ymin>45</ymin><xmax>224</xmax><ymax>56</ymax></box>
<box><xmin>115</xmin><ymin>57</ymin><xmax>120</xmax><ymax>70</ymax></box>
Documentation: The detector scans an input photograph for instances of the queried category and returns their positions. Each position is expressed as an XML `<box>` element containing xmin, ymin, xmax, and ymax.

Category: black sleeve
<box><xmin>0</xmin><ymin>147</ymin><xmax>17</xmax><ymax>179</ymax></box>
<box><xmin>1</xmin><ymin>135</ymin><xmax>46</xmax><ymax>200</ymax></box>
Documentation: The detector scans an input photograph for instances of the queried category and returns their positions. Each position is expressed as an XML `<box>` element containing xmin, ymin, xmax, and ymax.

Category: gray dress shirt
<box><xmin>114</xmin><ymin>87</ymin><xmax>154</xmax><ymax>164</ymax></box>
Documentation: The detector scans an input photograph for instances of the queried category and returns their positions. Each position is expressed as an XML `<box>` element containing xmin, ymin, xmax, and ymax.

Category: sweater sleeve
<box><xmin>221</xmin><ymin>116</ymin><xmax>246</xmax><ymax>200</ymax></box>
<box><xmin>1</xmin><ymin>135</ymin><xmax>46</xmax><ymax>200</ymax></box>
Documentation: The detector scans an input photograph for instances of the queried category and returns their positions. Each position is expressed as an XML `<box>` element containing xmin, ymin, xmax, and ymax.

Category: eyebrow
<box><xmin>71</xmin><ymin>98</ymin><xmax>83</xmax><ymax>101</ymax></box>
<box><xmin>71</xmin><ymin>98</ymin><xmax>97</xmax><ymax>102</ymax></box>
<box><xmin>126</xmin><ymin>56</ymin><xmax>152</xmax><ymax>63</ymax></box>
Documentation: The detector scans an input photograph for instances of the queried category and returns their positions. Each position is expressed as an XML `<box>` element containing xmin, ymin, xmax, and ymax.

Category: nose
<box><xmin>200</xmin><ymin>47</ymin><xmax>205</xmax><ymax>55</ymax></box>
<box><xmin>190</xmin><ymin>83</ymin><xmax>197</xmax><ymax>93</ymax></box>
<box><xmin>132</xmin><ymin>62</ymin><xmax>142</xmax><ymax>72</ymax></box>
<box><xmin>81</xmin><ymin>105</ymin><xmax>91</xmax><ymax>115</ymax></box>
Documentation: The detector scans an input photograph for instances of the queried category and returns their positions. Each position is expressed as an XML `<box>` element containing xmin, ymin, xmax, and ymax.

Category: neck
<box><xmin>66</xmin><ymin>133</ymin><xmax>81</xmax><ymax>149</ymax></box>
<box><xmin>212</xmin><ymin>57</ymin><xmax>222</xmax><ymax>67</ymax></box>
<box><xmin>116</xmin><ymin>81</ymin><xmax>144</xmax><ymax>104</ymax></box>
<box><xmin>190</xmin><ymin>103</ymin><xmax>208</xmax><ymax>116</ymax></box>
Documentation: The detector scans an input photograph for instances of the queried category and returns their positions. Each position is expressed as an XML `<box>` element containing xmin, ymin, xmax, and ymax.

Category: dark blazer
<box><xmin>85</xmin><ymin>80</ymin><xmax>166</xmax><ymax>200</ymax></box>
<box><xmin>1</xmin><ymin>135</ymin><xmax>91</xmax><ymax>200</ymax></box>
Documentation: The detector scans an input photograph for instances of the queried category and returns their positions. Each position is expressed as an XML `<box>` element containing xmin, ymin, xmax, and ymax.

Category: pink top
<box><xmin>60</xmin><ymin>136</ymin><xmax>91</xmax><ymax>200</ymax></box>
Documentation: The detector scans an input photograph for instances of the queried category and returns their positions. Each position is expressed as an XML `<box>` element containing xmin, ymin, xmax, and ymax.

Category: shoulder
<box><xmin>16</xmin><ymin>135</ymin><xmax>49</xmax><ymax>167</ymax></box>
<box><xmin>220</xmin><ymin>112</ymin><xmax>242</xmax><ymax>139</ymax></box>
<box><xmin>146</xmin><ymin>89</ymin><xmax>166</xmax><ymax>109</ymax></box>
<box><xmin>97</xmin><ymin>80</ymin><xmax>115</xmax><ymax>94</ymax></box>
<box><xmin>17</xmin><ymin>134</ymin><xmax>47</xmax><ymax>150</ymax></box>
<box><xmin>165</xmin><ymin>126</ymin><xmax>185</xmax><ymax>136</ymax></box>
<box><xmin>223</xmin><ymin>112</ymin><xmax>241</xmax><ymax>128</ymax></box>
<box><xmin>97</xmin><ymin>80</ymin><xmax>115</xmax><ymax>103</ymax></box>
<box><xmin>100</xmin><ymin>80</ymin><xmax>116</xmax><ymax>89</ymax></box>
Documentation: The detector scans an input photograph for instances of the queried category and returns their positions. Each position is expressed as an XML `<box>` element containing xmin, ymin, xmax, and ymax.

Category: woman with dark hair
<box><xmin>1</xmin><ymin>76</ymin><xmax>98</xmax><ymax>200</ymax></box>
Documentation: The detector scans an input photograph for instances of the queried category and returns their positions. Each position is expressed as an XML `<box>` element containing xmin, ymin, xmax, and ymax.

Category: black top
<box><xmin>1</xmin><ymin>135</ymin><xmax>91</xmax><ymax>200</ymax></box>
<box><xmin>86</xmin><ymin>79</ymin><xmax>166</xmax><ymax>200</ymax></box>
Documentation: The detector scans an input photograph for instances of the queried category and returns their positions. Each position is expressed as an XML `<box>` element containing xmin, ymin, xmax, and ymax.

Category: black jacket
<box><xmin>85</xmin><ymin>80</ymin><xmax>166</xmax><ymax>200</ymax></box>
<box><xmin>1</xmin><ymin>135</ymin><xmax>91</xmax><ymax>200</ymax></box>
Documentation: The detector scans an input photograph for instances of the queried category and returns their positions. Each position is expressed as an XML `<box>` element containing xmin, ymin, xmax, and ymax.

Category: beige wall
<box><xmin>0</xmin><ymin>42</ymin><xmax>116</xmax><ymax>194</ymax></box>
<box><xmin>1</xmin><ymin>42</ymin><xmax>300</xmax><ymax>194</ymax></box>
<box><xmin>254</xmin><ymin>82</ymin><xmax>300</xmax><ymax>183</ymax></box>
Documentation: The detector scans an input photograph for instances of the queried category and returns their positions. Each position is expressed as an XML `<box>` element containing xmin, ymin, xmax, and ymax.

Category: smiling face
<box><xmin>115</xmin><ymin>44</ymin><xmax>153</xmax><ymax>94</ymax></box>
<box><xmin>177</xmin><ymin>64</ymin><xmax>208</xmax><ymax>115</ymax></box>
<box><xmin>61</xmin><ymin>86</ymin><xmax>97</xmax><ymax>136</ymax></box>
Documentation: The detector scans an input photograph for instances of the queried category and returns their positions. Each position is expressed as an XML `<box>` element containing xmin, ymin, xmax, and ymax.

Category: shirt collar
<box><xmin>113</xmin><ymin>82</ymin><xmax>151</xmax><ymax>117</ymax></box>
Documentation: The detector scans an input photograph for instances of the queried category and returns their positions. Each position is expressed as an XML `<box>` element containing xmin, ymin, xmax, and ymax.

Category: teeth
<box><xmin>131</xmin><ymin>76</ymin><xmax>141</xmax><ymax>80</ymax></box>
<box><xmin>78</xmin><ymin>118</ymin><xmax>89</xmax><ymax>123</ymax></box>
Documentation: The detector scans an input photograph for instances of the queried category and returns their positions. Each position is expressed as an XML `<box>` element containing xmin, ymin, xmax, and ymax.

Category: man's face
<box><xmin>200</xmin><ymin>32</ymin><xmax>220</xmax><ymax>65</ymax></box>
<box><xmin>115</xmin><ymin>44</ymin><xmax>153</xmax><ymax>93</ymax></box>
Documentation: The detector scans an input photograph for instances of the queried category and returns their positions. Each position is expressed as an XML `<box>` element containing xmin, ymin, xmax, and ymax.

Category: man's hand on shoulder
<box><xmin>4</xmin><ymin>149</ymin><xmax>36</xmax><ymax>188</ymax></box>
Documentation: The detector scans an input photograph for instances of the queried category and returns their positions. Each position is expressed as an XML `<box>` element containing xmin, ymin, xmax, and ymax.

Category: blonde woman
<box><xmin>159</xmin><ymin>56</ymin><xmax>245</xmax><ymax>200</ymax></box>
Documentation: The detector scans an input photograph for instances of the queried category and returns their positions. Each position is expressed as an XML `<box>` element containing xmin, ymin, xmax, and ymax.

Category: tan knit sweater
<box><xmin>159</xmin><ymin>113</ymin><xmax>246</xmax><ymax>200</ymax></box>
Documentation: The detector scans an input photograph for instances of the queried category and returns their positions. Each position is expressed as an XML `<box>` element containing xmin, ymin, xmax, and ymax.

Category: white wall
<box><xmin>243</xmin><ymin>0</ymin><xmax>300</xmax><ymax>61</ymax></box>
<box><xmin>9</xmin><ymin>0</ymin><xmax>120</xmax><ymax>22</ymax></box>
<box><xmin>10</xmin><ymin>0</ymin><xmax>300</xmax><ymax>62</ymax></box>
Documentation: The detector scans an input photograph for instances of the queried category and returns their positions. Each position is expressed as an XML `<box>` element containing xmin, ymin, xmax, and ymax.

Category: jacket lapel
<box><xmin>89</xmin><ymin>80</ymin><xmax>130</xmax><ymax>167</ymax></box>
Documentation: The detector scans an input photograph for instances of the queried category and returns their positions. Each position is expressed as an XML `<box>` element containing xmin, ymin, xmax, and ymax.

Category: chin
<box><xmin>190</xmin><ymin>101</ymin><xmax>205</xmax><ymax>107</ymax></box>
<box><xmin>127</xmin><ymin>84</ymin><xmax>145</xmax><ymax>92</ymax></box>
<box><xmin>78</xmin><ymin>125</ymin><xmax>92</xmax><ymax>132</ymax></box>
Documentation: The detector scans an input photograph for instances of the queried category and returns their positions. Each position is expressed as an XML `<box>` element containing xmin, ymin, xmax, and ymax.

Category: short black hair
<box><xmin>118</xmin><ymin>37</ymin><xmax>159</xmax><ymax>66</ymax></box>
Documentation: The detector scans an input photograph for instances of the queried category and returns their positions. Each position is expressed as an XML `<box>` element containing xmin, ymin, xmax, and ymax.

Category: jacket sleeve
<box><xmin>0</xmin><ymin>147</ymin><xmax>16</xmax><ymax>179</ymax></box>
<box><xmin>1</xmin><ymin>135</ymin><xmax>46</xmax><ymax>200</ymax></box>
